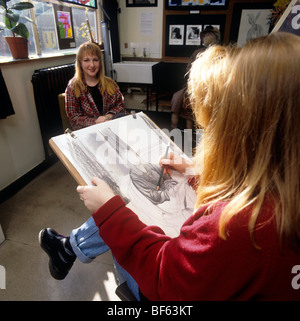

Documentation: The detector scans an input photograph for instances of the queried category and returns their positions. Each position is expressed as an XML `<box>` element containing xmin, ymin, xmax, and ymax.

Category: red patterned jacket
<box><xmin>65</xmin><ymin>78</ymin><xmax>126</xmax><ymax>130</ymax></box>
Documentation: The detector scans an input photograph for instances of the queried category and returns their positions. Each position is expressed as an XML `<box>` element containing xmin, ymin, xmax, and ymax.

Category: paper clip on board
<box><xmin>65</xmin><ymin>128</ymin><xmax>77</xmax><ymax>139</ymax></box>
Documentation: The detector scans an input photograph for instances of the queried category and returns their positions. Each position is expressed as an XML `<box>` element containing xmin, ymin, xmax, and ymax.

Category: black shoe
<box><xmin>39</xmin><ymin>228</ymin><xmax>76</xmax><ymax>280</ymax></box>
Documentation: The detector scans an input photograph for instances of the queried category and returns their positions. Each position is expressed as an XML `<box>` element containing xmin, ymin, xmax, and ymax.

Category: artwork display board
<box><xmin>50</xmin><ymin>112</ymin><xmax>196</xmax><ymax>237</ymax></box>
<box><xmin>165</xmin><ymin>14</ymin><xmax>226</xmax><ymax>57</ymax></box>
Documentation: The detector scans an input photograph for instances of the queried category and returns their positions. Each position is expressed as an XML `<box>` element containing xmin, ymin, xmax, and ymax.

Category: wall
<box><xmin>117</xmin><ymin>0</ymin><xmax>275</xmax><ymax>60</ymax></box>
<box><xmin>0</xmin><ymin>55</ymin><xmax>75</xmax><ymax>192</ymax></box>
<box><xmin>118</xmin><ymin>0</ymin><xmax>163</xmax><ymax>58</ymax></box>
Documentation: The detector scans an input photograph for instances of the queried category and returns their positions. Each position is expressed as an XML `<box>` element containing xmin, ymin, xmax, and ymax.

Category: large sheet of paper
<box><xmin>50</xmin><ymin>112</ymin><xmax>196</xmax><ymax>237</ymax></box>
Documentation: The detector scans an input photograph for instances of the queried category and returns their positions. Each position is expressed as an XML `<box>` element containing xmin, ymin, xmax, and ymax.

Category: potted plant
<box><xmin>0</xmin><ymin>0</ymin><xmax>34</xmax><ymax>59</ymax></box>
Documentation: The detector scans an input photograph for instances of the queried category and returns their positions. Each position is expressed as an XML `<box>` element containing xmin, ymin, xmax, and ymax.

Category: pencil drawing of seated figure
<box><xmin>95</xmin><ymin>128</ymin><xmax>183</xmax><ymax>207</ymax></box>
<box><xmin>129</xmin><ymin>163</ymin><xmax>177</xmax><ymax>205</ymax></box>
<box><xmin>66</xmin><ymin>120</ymin><xmax>196</xmax><ymax>237</ymax></box>
<box><xmin>123</xmin><ymin>164</ymin><xmax>194</xmax><ymax>237</ymax></box>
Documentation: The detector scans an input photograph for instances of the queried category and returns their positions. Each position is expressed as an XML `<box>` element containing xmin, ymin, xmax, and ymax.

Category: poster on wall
<box><xmin>54</xmin><ymin>5</ymin><xmax>76</xmax><ymax>50</ymax></box>
<box><xmin>140</xmin><ymin>12</ymin><xmax>154</xmax><ymax>36</ymax></box>
<box><xmin>272</xmin><ymin>0</ymin><xmax>300</xmax><ymax>36</ymax></box>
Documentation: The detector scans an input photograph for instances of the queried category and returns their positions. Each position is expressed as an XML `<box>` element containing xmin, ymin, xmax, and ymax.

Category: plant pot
<box><xmin>5</xmin><ymin>37</ymin><xmax>29</xmax><ymax>59</ymax></box>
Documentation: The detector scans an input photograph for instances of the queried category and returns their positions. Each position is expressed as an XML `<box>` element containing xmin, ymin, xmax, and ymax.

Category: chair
<box><xmin>170</xmin><ymin>88</ymin><xmax>194</xmax><ymax>130</ymax></box>
<box><xmin>58</xmin><ymin>93</ymin><xmax>71</xmax><ymax>131</ymax></box>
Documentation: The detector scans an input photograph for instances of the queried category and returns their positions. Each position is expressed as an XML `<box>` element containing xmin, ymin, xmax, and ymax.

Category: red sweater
<box><xmin>93</xmin><ymin>196</ymin><xmax>300</xmax><ymax>301</ymax></box>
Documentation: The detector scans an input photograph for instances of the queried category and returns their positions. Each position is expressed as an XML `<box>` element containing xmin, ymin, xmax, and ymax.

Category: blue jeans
<box><xmin>69</xmin><ymin>217</ymin><xmax>140</xmax><ymax>300</ymax></box>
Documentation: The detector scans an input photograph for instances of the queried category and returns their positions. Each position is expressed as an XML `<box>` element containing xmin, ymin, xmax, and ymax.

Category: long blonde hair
<box><xmin>72</xmin><ymin>41</ymin><xmax>118</xmax><ymax>97</ymax></box>
<box><xmin>188</xmin><ymin>32</ymin><xmax>300</xmax><ymax>249</ymax></box>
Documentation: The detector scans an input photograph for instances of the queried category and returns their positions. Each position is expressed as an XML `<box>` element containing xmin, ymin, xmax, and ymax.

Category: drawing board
<box><xmin>50</xmin><ymin>112</ymin><xmax>196</xmax><ymax>237</ymax></box>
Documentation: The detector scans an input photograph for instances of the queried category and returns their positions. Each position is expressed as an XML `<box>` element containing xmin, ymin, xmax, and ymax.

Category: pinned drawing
<box><xmin>169</xmin><ymin>25</ymin><xmax>185</xmax><ymax>45</ymax></box>
<box><xmin>237</xmin><ymin>9</ymin><xmax>271</xmax><ymax>47</ymax></box>
<box><xmin>50</xmin><ymin>112</ymin><xmax>196</xmax><ymax>237</ymax></box>
<box><xmin>186</xmin><ymin>25</ymin><xmax>202</xmax><ymax>46</ymax></box>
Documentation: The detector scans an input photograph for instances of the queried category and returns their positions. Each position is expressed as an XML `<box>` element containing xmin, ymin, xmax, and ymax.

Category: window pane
<box><xmin>86</xmin><ymin>10</ymin><xmax>97</xmax><ymax>42</ymax></box>
<box><xmin>26</xmin><ymin>14</ymin><xmax>36</xmax><ymax>55</ymax></box>
<box><xmin>72</xmin><ymin>8</ymin><xmax>97</xmax><ymax>46</ymax></box>
<box><xmin>33</xmin><ymin>1</ymin><xmax>58</xmax><ymax>53</ymax></box>
<box><xmin>0</xmin><ymin>34</ymin><xmax>12</xmax><ymax>58</ymax></box>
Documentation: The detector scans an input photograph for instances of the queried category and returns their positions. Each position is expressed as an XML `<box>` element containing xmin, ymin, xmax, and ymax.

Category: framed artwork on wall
<box><xmin>53</xmin><ymin>4</ymin><xmax>76</xmax><ymax>50</ymax></box>
<box><xmin>165</xmin><ymin>0</ymin><xmax>228</xmax><ymax>11</ymax></box>
<box><xmin>126</xmin><ymin>0</ymin><xmax>158</xmax><ymax>7</ymax></box>
<box><xmin>230</xmin><ymin>3</ymin><xmax>274</xmax><ymax>47</ymax></box>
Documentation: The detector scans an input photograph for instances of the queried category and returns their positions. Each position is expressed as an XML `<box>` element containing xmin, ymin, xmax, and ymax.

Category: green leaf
<box><xmin>10</xmin><ymin>22</ymin><xmax>29</xmax><ymax>38</ymax></box>
<box><xmin>10</xmin><ymin>2</ymin><xmax>33</xmax><ymax>10</ymax></box>
<box><xmin>4</xmin><ymin>12</ymin><xmax>17</xmax><ymax>29</ymax></box>
<box><xmin>4</xmin><ymin>11</ymin><xmax>19</xmax><ymax>23</ymax></box>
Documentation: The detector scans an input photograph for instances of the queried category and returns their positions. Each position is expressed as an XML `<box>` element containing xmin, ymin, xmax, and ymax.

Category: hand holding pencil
<box><xmin>158</xmin><ymin>151</ymin><xmax>195</xmax><ymax>180</ymax></box>
<box><xmin>157</xmin><ymin>144</ymin><xmax>170</xmax><ymax>191</ymax></box>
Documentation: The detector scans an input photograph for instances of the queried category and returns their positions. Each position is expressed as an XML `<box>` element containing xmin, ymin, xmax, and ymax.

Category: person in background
<box><xmin>65</xmin><ymin>42</ymin><xmax>126</xmax><ymax>130</ymax></box>
<box><xmin>171</xmin><ymin>26</ymin><xmax>221</xmax><ymax>129</ymax></box>
<box><xmin>190</xmin><ymin>25</ymin><xmax>221</xmax><ymax>62</ymax></box>
<box><xmin>40</xmin><ymin>32</ymin><xmax>300</xmax><ymax>300</ymax></box>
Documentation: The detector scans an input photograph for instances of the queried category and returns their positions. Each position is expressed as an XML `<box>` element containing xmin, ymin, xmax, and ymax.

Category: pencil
<box><xmin>156</xmin><ymin>144</ymin><xmax>170</xmax><ymax>191</ymax></box>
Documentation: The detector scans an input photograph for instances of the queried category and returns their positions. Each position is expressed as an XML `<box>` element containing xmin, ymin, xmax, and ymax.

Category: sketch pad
<box><xmin>49</xmin><ymin>112</ymin><xmax>196</xmax><ymax>237</ymax></box>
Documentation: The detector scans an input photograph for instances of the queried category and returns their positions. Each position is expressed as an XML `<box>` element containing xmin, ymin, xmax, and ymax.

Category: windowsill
<box><xmin>0</xmin><ymin>50</ymin><xmax>77</xmax><ymax>66</ymax></box>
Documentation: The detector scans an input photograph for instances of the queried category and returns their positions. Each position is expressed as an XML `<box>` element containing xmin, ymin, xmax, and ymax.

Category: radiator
<box><xmin>31</xmin><ymin>63</ymin><xmax>75</xmax><ymax>159</ymax></box>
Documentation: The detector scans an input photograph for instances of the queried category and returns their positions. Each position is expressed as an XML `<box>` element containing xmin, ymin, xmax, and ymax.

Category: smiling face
<box><xmin>75</xmin><ymin>42</ymin><xmax>104</xmax><ymax>87</ymax></box>
<box><xmin>80</xmin><ymin>53</ymin><xmax>101</xmax><ymax>82</ymax></box>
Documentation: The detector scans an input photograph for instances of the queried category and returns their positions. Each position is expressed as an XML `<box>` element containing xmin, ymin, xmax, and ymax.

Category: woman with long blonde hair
<box><xmin>40</xmin><ymin>32</ymin><xmax>300</xmax><ymax>300</ymax></box>
<box><xmin>65</xmin><ymin>42</ymin><xmax>126</xmax><ymax>130</ymax></box>
<box><xmin>189</xmin><ymin>32</ymin><xmax>300</xmax><ymax>249</ymax></box>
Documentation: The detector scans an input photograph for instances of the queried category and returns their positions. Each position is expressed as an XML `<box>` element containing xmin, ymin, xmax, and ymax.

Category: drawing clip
<box><xmin>131</xmin><ymin>110</ymin><xmax>137</xmax><ymax>119</ymax></box>
<box><xmin>65</xmin><ymin>128</ymin><xmax>77</xmax><ymax>139</ymax></box>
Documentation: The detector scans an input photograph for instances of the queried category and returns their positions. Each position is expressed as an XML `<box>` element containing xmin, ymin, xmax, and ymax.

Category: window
<box><xmin>72</xmin><ymin>7</ymin><xmax>97</xmax><ymax>47</ymax></box>
<box><xmin>0</xmin><ymin>0</ymin><xmax>99</xmax><ymax>58</ymax></box>
<box><xmin>34</xmin><ymin>1</ymin><xmax>59</xmax><ymax>53</ymax></box>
